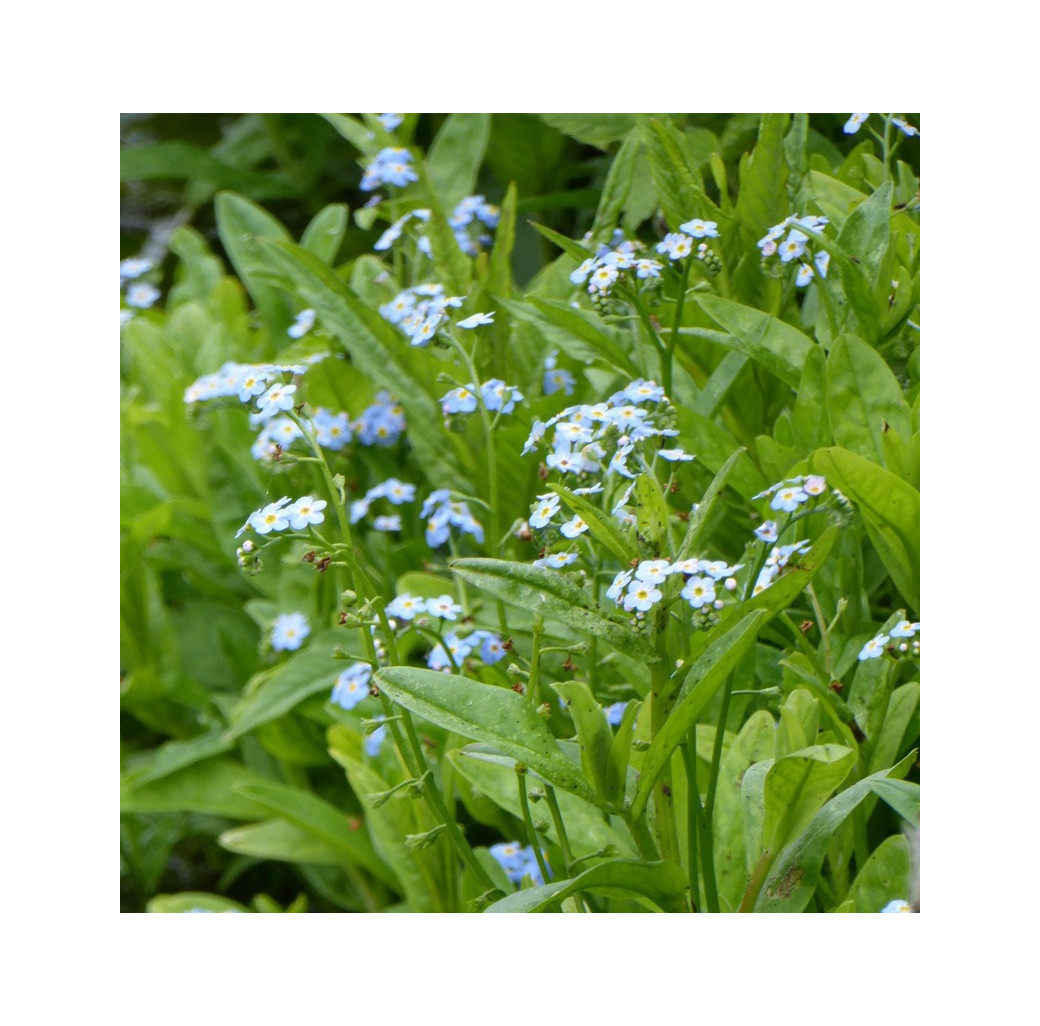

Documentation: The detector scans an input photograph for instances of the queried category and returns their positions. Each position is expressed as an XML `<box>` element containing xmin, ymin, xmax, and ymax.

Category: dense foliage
<box><xmin>120</xmin><ymin>113</ymin><xmax>920</xmax><ymax>913</ymax></box>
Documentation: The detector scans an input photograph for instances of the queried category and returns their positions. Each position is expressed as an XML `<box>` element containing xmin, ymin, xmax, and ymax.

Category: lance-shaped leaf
<box><xmin>426</xmin><ymin>113</ymin><xmax>491</xmax><ymax>208</ymax></box>
<box><xmin>630</xmin><ymin>609</ymin><xmax>769</xmax><ymax>820</ymax></box>
<box><xmin>845</xmin><ymin>834</ymin><xmax>911</xmax><ymax>913</ymax></box>
<box><xmin>754</xmin><ymin>753</ymin><xmax>915</xmax><ymax>912</ymax></box>
<box><xmin>547</xmin><ymin>482</ymin><xmax>635</xmax><ymax>565</ymax></box>
<box><xmin>812</xmin><ymin>447</ymin><xmax>919</xmax><ymax>611</ymax></box>
<box><xmin>553</xmin><ymin>681</ymin><xmax>617</xmax><ymax>806</ymax></box>
<box><xmin>675</xmin><ymin>445</ymin><xmax>746</xmax><ymax>563</ymax></box>
<box><xmin>219</xmin><ymin>819</ymin><xmax>351</xmax><ymax>868</ymax></box>
<box><xmin>373</xmin><ymin>666</ymin><xmax>599</xmax><ymax>805</ymax></box>
<box><xmin>450</xmin><ymin>558</ymin><xmax>658</xmax><ymax>662</ymax></box>
<box><xmin>233</xmin><ymin>781</ymin><xmax>399</xmax><ymax>890</ymax></box>
<box><xmin>690</xmin><ymin>294</ymin><xmax>815</xmax><ymax>387</ymax></box>
<box><xmin>300</xmin><ymin>203</ymin><xmax>349</xmax><ymax>264</ymax></box>
<box><xmin>484</xmin><ymin>858</ymin><xmax>687</xmax><ymax>913</ymax></box>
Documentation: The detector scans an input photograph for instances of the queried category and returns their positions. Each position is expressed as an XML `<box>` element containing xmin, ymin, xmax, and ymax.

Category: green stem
<box><xmin>664</xmin><ymin>259</ymin><xmax>692</xmax><ymax>400</ymax></box>
<box><xmin>516</xmin><ymin>767</ymin><xmax>552</xmax><ymax>885</ymax></box>
<box><xmin>649</xmin><ymin>659</ymin><xmax>681</xmax><ymax>867</ymax></box>
<box><xmin>699</xmin><ymin>674</ymin><xmax>734</xmax><ymax>913</ymax></box>
<box><xmin>626</xmin><ymin>814</ymin><xmax>660</xmax><ymax>861</ymax></box>
<box><xmin>543</xmin><ymin>786</ymin><xmax>575</xmax><ymax>870</ymax></box>
<box><xmin>807</xmin><ymin>583</ymin><xmax>834</xmax><ymax>677</ymax></box>
<box><xmin>528</xmin><ymin>614</ymin><xmax>544</xmax><ymax>705</ymax></box>
<box><xmin>680</xmin><ymin>729</ymin><xmax>703</xmax><ymax>912</ymax></box>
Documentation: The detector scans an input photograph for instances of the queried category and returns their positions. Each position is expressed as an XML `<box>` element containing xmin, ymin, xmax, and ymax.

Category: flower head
<box><xmin>271</xmin><ymin>611</ymin><xmax>309</xmax><ymax>652</ymax></box>
<box><xmin>858</xmin><ymin>634</ymin><xmax>890</xmax><ymax>661</ymax></box>
<box><xmin>331</xmin><ymin>663</ymin><xmax>372</xmax><ymax>710</ymax></box>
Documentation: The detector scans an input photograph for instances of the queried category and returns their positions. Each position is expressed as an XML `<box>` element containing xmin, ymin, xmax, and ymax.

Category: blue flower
<box><xmin>880</xmin><ymin>898</ymin><xmax>912</xmax><ymax>912</ymax></box>
<box><xmin>288</xmin><ymin>308</ymin><xmax>316</xmax><ymax>338</ymax></box>
<box><xmin>365</xmin><ymin>723</ymin><xmax>388</xmax><ymax>757</ymax></box>
<box><xmin>331</xmin><ymin>663</ymin><xmax>372</xmax><ymax>710</ymax></box>
<box><xmin>361</xmin><ymin>147</ymin><xmax>418</xmax><ymax>191</ymax></box>
<box><xmin>604</xmin><ymin>701</ymin><xmax>628</xmax><ymax>726</ymax></box>
<box><xmin>271</xmin><ymin>612</ymin><xmax>310</xmax><ymax>652</ymax></box>
<box><xmin>489</xmin><ymin>841</ymin><xmax>545</xmax><ymax>886</ymax></box>
<box><xmin>376</xmin><ymin>113</ymin><xmax>403</xmax><ymax>131</ymax></box>
<box><xmin>844</xmin><ymin>113</ymin><xmax>870</xmax><ymax>134</ymax></box>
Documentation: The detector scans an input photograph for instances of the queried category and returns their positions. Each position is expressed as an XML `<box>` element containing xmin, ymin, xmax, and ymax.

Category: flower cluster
<box><xmin>236</xmin><ymin>495</ymin><xmax>327</xmax><ymax>538</ymax></box>
<box><xmin>758</xmin><ymin>215</ymin><xmax>830</xmax><ymax>287</ymax></box>
<box><xmin>420</xmin><ymin>490</ymin><xmax>484</xmax><ymax>548</ymax></box>
<box><xmin>655</xmin><ymin>217</ymin><xmax>722</xmax><ymax>272</ymax></box>
<box><xmin>543</xmin><ymin>351</ymin><xmax>575</xmax><ymax>396</ymax></box>
<box><xmin>606</xmin><ymin>557</ymin><xmax>742</xmax><ymax>618</ymax></box>
<box><xmin>271</xmin><ymin>611</ymin><xmax>310</xmax><ymax>652</ymax></box>
<box><xmin>569</xmin><ymin>230</ymin><xmax>664</xmax><ymax>301</ymax></box>
<box><xmin>753</xmin><ymin>474</ymin><xmax>829</xmax><ymax>513</ymax></box>
<box><xmin>350</xmin><ymin>477</ymin><xmax>416</xmax><ymax>533</ymax></box>
<box><xmin>858</xmin><ymin>620</ymin><xmax>920</xmax><ymax>661</ymax></box>
<box><xmin>379</xmin><ymin>283</ymin><xmax>466</xmax><ymax>346</ymax></box>
<box><xmin>330</xmin><ymin>662</ymin><xmax>373</xmax><ymax>711</ymax></box>
<box><xmin>844</xmin><ymin>113</ymin><xmax>918</xmax><ymax>137</ymax></box>
<box><xmin>376</xmin><ymin>113</ymin><xmax>403</xmax><ymax>132</ymax></box>
<box><xmin>375</xmin><ymin>194</ymin><xmax>499</xmax><ymax>259</ymax></box>
<box><xmin>441</xmin><ymin>379</ymin><xmax>523</xmax><ymax>416</ymax></box>
<box><xmin>426</xmin><ymin>628</ymin><xmax>506</xmax><ymax>671</ymax></box>
<box><xmin>361</xmin><ymin>147</ymin><xmax>418</xmax><ymax>191</ymax></box>
<box><xmin>120</xmin><ymin>254</ymin><xmax>161</xmax><ymax>322</ymax></box>
<box><xmin>354</xmin><ymin>391</ymin><xmax>407</xmax><ymax>446</ymax></box>
<box><xmin>288</xmin><ymin>308</ymin><xmax>316</xmax><ymax>339</ymax></box>
<box><xmin>183</xmin><ymin>360</ymin><xmax>312</xmax><ymax>407</ymax></box>
<box><xmin>489</xmin><ymin>841</ymin><xmax>544</xmax><ymax>886</ymax></box>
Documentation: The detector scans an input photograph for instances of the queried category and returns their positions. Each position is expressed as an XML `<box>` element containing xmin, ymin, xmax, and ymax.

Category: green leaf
<box><xmin>634</xmin><ymin>472</ymin><xmax>669</xmax><ymax>550</ymax></box>
<box><xmin>734</xmin><ymin>114</ymin><xmax>790</xmax><ymax>240</ymax></box>
<box><xmin>868</xmin><ymin>682</ymin><xmax>919</xmax><ymax>776</ymax></box>
<box><xmin>553</xmin><ymin>681</ymin><xmax>618</xmax><ymax>806</ymax></box>
<box><xmin>215</xmin><ymin>192</ymin><xmax>296</xmax><ymax>335</ymax></box>
<box><xmin>846</xmin><ymin>835</ymin><xmax>911</xmax><ymax>913</ymax></box>
<box><xmin>527</xmin><ymin>220</ymin><xmax>591</xmax><ymax>263</ymax></box>
<box><xmin>837</xmin><ymin>180</ymin><xmax>893</xmax><ymax>290</ymax></box>
<box><xmin>450</xmin><ymin>557</ymin><xmax>658</xmax><ymax>662</ymax></box>
<box><xmin>742</xmin><ymin>524</ymin><xmax>840</xmax><ymax>620</ymax></box>
<box><xmin>530</xmin><ymin>297</ymin><xmax>641</xmax><ymax>376</ymax></box>
<box><xmin>484</xmin><ymin>858</ymin><xmax>686</xmax><ymax>912</ymax></box>
<box><xmin>757</xmin><ymin>744</ymin><xmax>856</xmax><ymax>860</ymax></box>
<box><xmin>218</xmin><ymin>819</ymin><xmax>352</xmax><ymax>867</ymax></box>
<box><xmin>147</xmin><ymin>892</ymin><xmax>251</xmax><ymax>913</ymax></box>
<box><xmin>233</xmin><ymin>780</ymin><xmax>398</xmax><ymax>889</ymax></box>
<box><xmin>121</xmin><ymin>730</ymin><xmax>232</xmax><ymax>789</ymax></box>
<box><xmin>675</xmin><ymin>445</ymin><xmax>746</xmax><ymax>562</ymax></box>
<box><xmin>673</xmin><ymin>407</ymin><xmax>768</xmax><ymax>499</ymax></box>
<box><xmin>644</xmin><ymin>119</ymin><xmax>725</xmax><ymax>230</ymax></box>
<box><xmin>121</xmin><ymin>758</ymin><xmax>271</xmax><ymax>819</ymax></box>
<box><xmin>791</xmin><ymin>345</ymin><xmax>830</xmax><ymax>453</ymax></box>
<box><xmin>121</xmin><ymin>142</ymin><xmax>294</xmax><ymax>199</ymax></box>
<box><xmin>754</xmin><ymin>757</ymin><xmax>913</xmax><ymax>912</ymax></box>
<box><xmin>690</xmin><ymin>294</ymin><xmax>815</xmax><ymax>387</ymax></box>
<box><xmin>373</xmin><ymin>666</ymin><xmax>600</xmax><ymax>805</ymax></box>
<box><xmin>812</xmin><ymin>447</ymin><xmax>919</xmax><ymax>611</ymax></box>
<box><xmin>826</xmin><ymin>334</ymin><xmax>911</xmax><ymax>464</ymax></box>
<box><xmin>592</xmin><ymin>129</ymin><xmax>641</xmax><ymax>237</ymax></box>
<box><xmin>317</xmin><ymin>113</ymin><xmax>371</xmax><ymax>151</ymax></box>
<box><xmin>426</xmin><ymin>113</ymin><xmax>492</xmax><ymax>208</ymax></box>
<box><xmin>224</xmin><ymin>630</ymin><xmax>342</xmax><ymax>740</ymax></box>
<box><xmin>869</xmin><ymin>778</ymin><xmax>920</xmax><ymax>827</ymax></box>
<box><xmin>300</xmin><ymin>203</ymin><xmax>349</xmax><ymax>264</ymax></box>
<box><xmin>631</xmin><ymin>610</ymin><xmax>769</xmax><ymax>820</ymax></box>
<box><xmin>547</xmin><ymin>482</ymin><xmax>635</xmax><ymax>565</ymax></box>
<box><xmin>538</xmin><ymin>113</ymin><xmax>643</xmax><ymax>150</ymax></box>
<box><xmin>486</xmin><ymin>182</ymin><xmax>518</xmax><ymax>301</ymax></box>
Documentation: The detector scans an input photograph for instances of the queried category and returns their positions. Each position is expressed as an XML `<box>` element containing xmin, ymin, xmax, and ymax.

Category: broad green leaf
<box><xmin>631</xmin><ymin>610</ymin><xmax>769</xmax><ymax>820</ymax></box>
<box><xmin>826</xmin><ymin>334</ymin><xmax>911</xmax><ymax>463</ymax></box>
<box><xmin>812</xmin><ymin>447</ymin><xmax>919</xmax><ymax>611</ymax></box>
<box><xmin>484</xmin><ymin>858</ymin><xmax>686</xmax><ymax>912</ymax></box>
<box><xmin>449</xmin><ymin>746</ymin><xmax>635</xmax><ymax>858</ymax></box>
<box><xmin>553</xmin><ymin>681</ymin><xmax>617</xmax><ymax>806</ymax></box>
<box><xmin>547</xmin><ymin>482</ymin><xmax>635</xmax><ymax>565</ymax></box>
<box><xmin>754</xmin><ymin>756</ymin><xmax>914</xmax><ymax>912</ymax></box>
<box><xmin>121</xmin><ymin>757</ymin><xmax>271</xmax><ymax>819</ymax></box>
<box><xmin>317</xmin><ymin>113</ymin><xmax>371</xmax><ymax>151</ymax></box>
<box><xmin>869</xmin><ymin>778</ymin><xmax>920</xmax><ymax>827</ymax></box>
<box><xmin>791</xmin><ymin>345</ymin><xmax>830</xmax><ymax>453</ymax></box>
<box><xmin>837</xmin><ymin>180</ymin><xmax>893</xmax><ymax>290</ymax></box>
<box><xmin>529</xmin><ymin>297</ymin><xmax>641</xmax><ymax>376</ymax></box>
<box><xmin>634</xmin><ymin>472</ymin><xmax>669</xmax><ymax>551</ymax></box>
<box><xmin>373</xmin><ymin>666</ymin><xmax>599</xmax><ymax>804</ymax></box>
<box><xmin>592</xmin><ymin>129</ymin><xmax>642</xmax><ymax>237</ymax></box>
<box><xmin>219</xmin><ymin>819</ymin><xmax>350</xmax><ymax>867</ymax></box>
<box><xmin>692</xmin><ymin>351</ymin><xmax>748</xmax><ymax>419</ymax></box>
<box><xmin>741</xmin><ymin>525</ymin><xmax>840</xmax><ymax>620</ymax></box>
<box><xmin>673</xmin><ymin>406</ymin><xmax>768</xmax><ymax>499</ymax></box>
<box><xmin>868</xmin><ymin>682</ymin><xmax>919</xmax><ymax>776</ymax></box>
<box><xmin>300</xmin><ymin>203</ymin><xmax>349</xmax><ymax>264</ymax></box>
<box><xmin>426</xmin><ymin>113</ymin><xmax>491</xmax><ymax>208</ymax></box>
<box><xmin>215</xmin><ymin>192</ymin><xmax>296</xmax><ymax>335</ymax></box>
<box><xmin>225</xmin><ymin>630</ymin><xmax>342</xmax><ymax>739</ymax></box>
<box><xmin>538</xmin><ymin>113</ymin><xmax>644</xmax><ymax>150</ymax></box>
<box><xmin>486</xmin><ymin>182</ymin><xmax>518</xmax><ymax>302</ymax></box>
<box><xmin>690</xmin><ymin>294</ymin><xmax>815</xmax><ymax>387</ymax></box>
<box><xmin>121</xmin><ymin>142</ymin><xmax>294</xmax><ymax>199</ymax></box>
<box><xmin>233</xmin><ymin>780</ymin><xmax>398</xmax><ymax>889</ymax></box>
<box><xmin>450</xmin><ymin>558</ymin><xmax>658</xmax><ymax>662</ymax></box>
<box><xmin>759</xmin><ymin>744</ymin><xmax>856</xmax><ymax>859</ymax></box>
<box><xmin>846</xmin><ymin>834</ymin><xmax>911</xmax><ymax>913</ymax></box>
<box><xmin>121</xmin><ymin>730</ymin><xmax>232</xmax><ymax>789</ymax></box>
<box><xmin>735</xmin><ymin>114</ymin><xmax>790</xmax><ymax>240</ymax></box>
<box><xmin>527</xmin><ymin>220</ymin><xmax>590</xmax><ymax>263</ymax></box>
<box><xmin>644</xmin><ymin>119</ymin><xmax>725</xmax><ymax>230</ymax></box>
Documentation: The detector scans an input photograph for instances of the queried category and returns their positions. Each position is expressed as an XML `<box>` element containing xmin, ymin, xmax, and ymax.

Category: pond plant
<box><xmin>121</xmin><ymin>113</ymin><xmax>920</xmax><ymax>913</ymax></box>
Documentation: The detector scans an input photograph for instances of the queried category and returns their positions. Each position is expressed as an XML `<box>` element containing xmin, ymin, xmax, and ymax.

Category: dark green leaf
<box><xmin>427</xmin><ymin>113</ymin><xmax>492</xmax><ymax>208</ymax></box>
<box><xmin>373</xmin><ymin>666</ymin><xmax>600</xmax><ymax>804</ymax></box>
